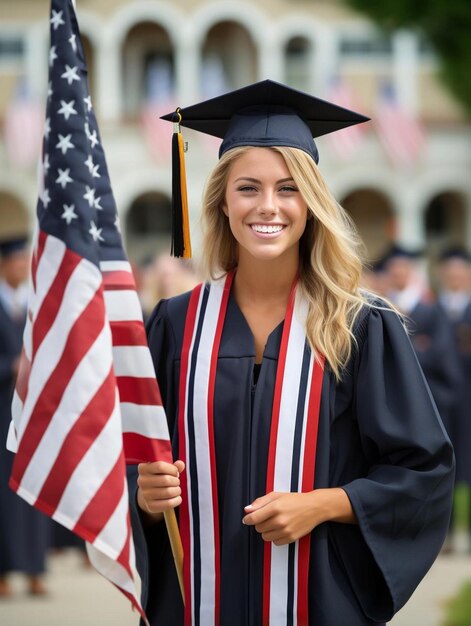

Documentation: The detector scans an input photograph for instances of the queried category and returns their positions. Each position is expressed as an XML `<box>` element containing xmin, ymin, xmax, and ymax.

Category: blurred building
<box><xmin>1</xmin><ymin>0</ymin><xmax>470</xmax><ymax>264</ymax></box>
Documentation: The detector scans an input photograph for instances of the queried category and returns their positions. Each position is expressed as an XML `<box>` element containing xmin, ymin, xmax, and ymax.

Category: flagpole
<box><xmin>164</xmin><ymin>510</ymin><xmax>185</xmax><ymax>603</ymax></box>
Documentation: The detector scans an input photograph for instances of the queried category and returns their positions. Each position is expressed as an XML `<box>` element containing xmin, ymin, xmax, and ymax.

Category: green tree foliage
<box><xmin>346</xmin><ymin>0</ymin><xmax>471</xmax><ymax>115</ymax></box>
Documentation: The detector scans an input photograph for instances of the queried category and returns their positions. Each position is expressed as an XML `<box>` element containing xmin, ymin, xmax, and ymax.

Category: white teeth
<box><xmin>251</xmin><ymin>224</ymin><xmax>284</xmax><ymax>234</ymax></box>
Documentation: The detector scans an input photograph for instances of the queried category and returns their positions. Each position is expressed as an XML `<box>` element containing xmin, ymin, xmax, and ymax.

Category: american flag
<box><xmin>7</xmin><ymin>0</ymin><xmax>172</xmax><ymax>621</ymax></box>
<box><xmin>325</xmin><ymin>77</ymin><xmax>368</xmax><ymax>161</ymax></box>
<box><xmin>375</xmin><ymin>80</ymin><xmax>425</xmax><ymax>168</ymax></box>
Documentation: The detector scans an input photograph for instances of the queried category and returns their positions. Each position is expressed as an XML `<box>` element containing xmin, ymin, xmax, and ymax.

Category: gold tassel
<box><xmin>171</xmin><ymin>108</ymin><xmax>192</xmax><ymax>258</ymax></box>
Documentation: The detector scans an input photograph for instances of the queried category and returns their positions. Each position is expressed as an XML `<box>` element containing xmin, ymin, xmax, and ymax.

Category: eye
<box><xmin>238</xmin><ymin>185</ymin><xmax>258</xmax><ymax>192</ymax></box>
<box><xmin>279</xmin><ymin>185</ymin><xmax>298</xmax><ymax>193</ymax></box>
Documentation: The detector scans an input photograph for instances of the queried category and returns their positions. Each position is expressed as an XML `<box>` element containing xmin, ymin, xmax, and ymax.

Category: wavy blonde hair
<box><xmin>200</xmin><ymin>146</ymin><xmax>369</xmax><ymax>379</ymax></box>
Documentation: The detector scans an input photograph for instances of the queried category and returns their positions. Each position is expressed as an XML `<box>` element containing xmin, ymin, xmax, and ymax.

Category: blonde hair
<box><xmin>200</xmin><ymin>146</ymin><xmax>369</xmax><ymax>380</ymax></box>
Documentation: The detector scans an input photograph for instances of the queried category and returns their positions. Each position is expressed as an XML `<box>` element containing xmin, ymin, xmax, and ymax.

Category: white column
<box><xmin>313</xmin><ymin>29</ymin><xmax>338</xmax><ymax>96</ymax></box>
<box><xmin>258</xmin><ymin>30</ymin><xmax>283</xmax><ymax>82</ymax></box>
<box><xmin>96</xmin><ymin>37</ymin><xmax>122</xmax><ymax>122</ymax></box>
<box><xmin>176</xmin><ymin>28</ymin><xmax>200</xmax><ymax>104</ymax></box>
<box><xmin>395</xmin><ymin>200</ymin><xmax>425</xmax><ymax>249</ymax></box>
<box><xmin>393</xmin><ymin>29</ymin><xmax>419</xmax><ymax>115</ymax></box>
<box><xmin>26</xmin><ymin>25</ymin><xmax>48</xmax><ymax>98</ymax></box>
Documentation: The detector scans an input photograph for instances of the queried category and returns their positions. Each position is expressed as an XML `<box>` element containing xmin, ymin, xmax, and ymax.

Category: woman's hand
<box><xmin>242</xmin><ymin>488</ymin><xmax>356</xmax><ymax>546</ymax></box>
<box><xmin>137</xmin><ymin>460</ymin><xmax>185</xmax><ymax>524</ymax></box>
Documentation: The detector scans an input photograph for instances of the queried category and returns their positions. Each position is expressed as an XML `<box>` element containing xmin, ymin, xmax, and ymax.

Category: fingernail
<box><xmin>244</xmin><ymin>504</ymin><xmax>253</xmax><ymax>511</ymax></box>
<box><xmin>242</xmin><ymin>518</ymin><xmax>246</xmax><ymax>525</ymax></box>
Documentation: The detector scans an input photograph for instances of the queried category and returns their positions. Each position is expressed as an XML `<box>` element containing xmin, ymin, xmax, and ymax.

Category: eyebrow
<box><xmin>233</xmin><ymin>177</ymin><xmax>295</xmax><ymax>184</ymax></box>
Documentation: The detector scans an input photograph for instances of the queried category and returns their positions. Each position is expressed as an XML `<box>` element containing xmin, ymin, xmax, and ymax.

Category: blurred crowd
<box><xmin>1</xmin><ymin>237</ymin><xmax>470</xmax><ymax>599</ymax></box>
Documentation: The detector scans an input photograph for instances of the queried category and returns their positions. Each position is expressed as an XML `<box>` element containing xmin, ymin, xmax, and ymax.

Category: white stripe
<box><xmin>93</xmin><ymin>484</ymin><xmax>130</xmax><ymax>560</ymax></box>
<box><xmin>270</xmin><ymin>293</ymin><xmax>309</xmax><ymax>624</ymax></box>
<box><xmin>184</xmin><ymin>286</ymin><xmax>206</xmax><ymax>626</ymax></box>
<box><xmin>121</xmin><ymin>403</ymin><xmax>170</xmax><ymax>440</ymax></box>
<box><xmin>23</xmin><ymin>308</ymin><xmax>33</xmax><ymax>362</ymax></box>
<box><xmin>56</xmin><ymin>394</ymin><xmax>122</xmax><ymax>526</ymax></box>
<box><xmin>16</xmin><ymin>258</ymin><xmax>102</xmax><ymax>443</ymax></box>
<box><xmin>104</xmin><ymin>290</ymin><xmax>142</xmax><ymax>321</ymax></box>
<box><xmin>87</xmin><ymin>543</ymin><xmax>136</xmax><ymax>596</ymax></box>
<box><xmin>11</xmin><ymin>390</ymin><xmax>23</xmax><ymax>435</ymax></box>
<box><xmin>100</xmin><ymin>260</ymin><xmax>132</xmax><ymax>273</ymax></box>
<box><xmin>6</xmin><ymin>419</ymin><xmax>18</xmax><ymax>453</ymax></box>
<box><xmin>113</xmin><ymin>346</ymin><xmax>156</xmax><ymax>378</ymax></box>
<box><xmin>192</xmin><ymin>281</ymin><xmax>226</xmax><ymax>625</ymax></box>
<box><xmin>31</xmin><ymin>235</ymin><xmax>66</xmax><ymax>323</ymax></box>
<box><xmin>18</xmin><ymin>324</ymin><xmax>113</xmax><ymax>499</ymax></box>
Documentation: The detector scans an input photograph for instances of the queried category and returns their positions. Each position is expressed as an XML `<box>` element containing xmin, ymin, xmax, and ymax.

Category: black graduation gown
<box><xmin>406</xmin><ymin>301</ymin><xmax>462</xmax><ymax>437</ymax></box>
<box><xmin>0</xmin><ymin>301</ymin><xmax>50</xmax><ymax>576</ymax></box>
<box><xmin>128</xmin><ymin>289</ymin><xmax>454</xmax><ymax>626</ymax></box>
<box><xmin>446</xmin><ymin>301</ymin><xmax>471</xmax><ymax>486</ymax></box>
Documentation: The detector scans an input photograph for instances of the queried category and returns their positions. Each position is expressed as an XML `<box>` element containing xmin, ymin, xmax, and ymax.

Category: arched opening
<box><xmin>200</xmin><ymin>21</ymin><xmax>257</xmax><ymax>97</ymax></box>
<box><xmin>284</xmin><ymin>36</ymin><xmax>312</xmax><ymax>91</ymax></box>
<box><xmin>81</xmin><ymin>34</ymin><xmax>96</xmax><ymax>104</ymax></box>
<box><xmin>340</xmin><ymin>188</ymin><xmax>395</xmax><ymax>262</ymax></box>
<box><xmin>125</xmin><ymin>191</ymin><xmax>172</xmax><ymax>262</ymax></box>
<box><xmin>425</xmin><ymin>191</ymin><xmax>467</xmax><ymax>256</ymax></box>
<box><xmin>0</xmin><ymin>191</ymin><xmax>30</xmax><ymax>238</ymax></box>
<box><xmin>121</xmin><ymin>22</ymin><xmax>175</xmax><ymax>119</ymax></box>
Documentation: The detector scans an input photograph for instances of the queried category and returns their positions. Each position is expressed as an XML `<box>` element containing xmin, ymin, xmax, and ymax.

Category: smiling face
<box><xmin>222</xmin><ymin>148</ymin><xmax>308</xmax><ymax>266</ymax></box>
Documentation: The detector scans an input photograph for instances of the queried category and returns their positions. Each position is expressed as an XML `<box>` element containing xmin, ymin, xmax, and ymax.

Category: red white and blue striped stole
<box><xmin>178</xmin><ymin>270</ymin><xmax>324</xmax><ymax>626</ymax></box>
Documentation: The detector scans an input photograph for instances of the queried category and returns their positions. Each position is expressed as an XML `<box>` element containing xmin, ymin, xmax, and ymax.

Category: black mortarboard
<box><xmin>0</xmin><ymin>236</ymin><xmax>28</xmax><ymax>259</ymax></box>
<box><xmin>382</xmin><ymin>244</ymin><xmax>423</xmax><ymax>264</ymax></box>
<box><xmin>161</xmin><ymin>79</ymin><xmax>369</xmax><ymax>257</ymax></box>
<box><xmin>439</xmin><ymin>247</ymin><xmax>471</xmax><ymax>263</ymax></box>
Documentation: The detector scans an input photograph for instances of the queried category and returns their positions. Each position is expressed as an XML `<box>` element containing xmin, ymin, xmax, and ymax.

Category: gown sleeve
<box><xmin>339</xmin><ymin>304</ymin><xmax>455</xmax><ymax>622</ymax></box>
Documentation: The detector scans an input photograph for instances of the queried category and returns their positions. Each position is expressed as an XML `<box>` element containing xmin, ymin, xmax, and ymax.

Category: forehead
<box><xmin>227</xmin><ymin>148</ymin><xmax>290</xmax><ymax>177</ymax></box>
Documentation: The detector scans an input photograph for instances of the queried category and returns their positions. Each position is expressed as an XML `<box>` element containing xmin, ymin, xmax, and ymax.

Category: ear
<box><xmin>221</xmin><ymin>202</ymin><xmax>229</xmax><ymax>217</ymax></box>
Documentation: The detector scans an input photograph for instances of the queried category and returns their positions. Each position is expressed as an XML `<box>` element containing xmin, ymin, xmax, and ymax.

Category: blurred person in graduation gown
<box><xmin>0</xmin><ymin>237</ymin><xmax>50</xmax><ymax>596</ymax></box>
<box><xmin>438</xmin><ymin>248</ymin><xmax>471</xmax><ymax>549</ymax></box>
<box><xmin>384</xmin><ymin>245</ymin><xmax>461</xmax><ymax>438</ymax></box>
<box><xmin>128</xmin><ymin>81</ymin><xmax>455</xmax><ymax>626</ymax></box>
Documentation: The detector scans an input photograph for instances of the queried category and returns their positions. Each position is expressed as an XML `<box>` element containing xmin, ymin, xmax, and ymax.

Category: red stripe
<box><xmin>178</xmin><ymin>284</ymin><xmax>203</xmax><ymax>626</ymax></box>
<box><xmin>11</xmin><ymin>286</ymin><xmax>105</xmax><ymax>487</ymax></box>
<box><xmin>116</xmin><ymin>376</ymin><xmax>162</xmax><ymax>405</ymax></box>
<box><xmin>73</xmin><ymin>452</ymin><xmax>125</xmax><ymax>542</ymax></box>
<box><xmin>207</xmin><ymin>271</ymin><xmax>234</xmax><ymax>626</ymax></box>
<box><xmin>297</xmin><ymin>356</ymin><xmax>324</xmax><ymax>626</ymax></box>
<box><xmin>32</xmin><ymin>230</ymin><xmax>47</xmax><ymax>292</ymax></box>
<box><xmin>123</xmin><ymin>433</ymin><xmax>172</xmax><ymax>465</ymax></box>
<box><xmin>32</xmin><ymin>245</ymin><xmax>83</xmax><ymax>358</ymax></box>
<box><xmin>34</xmin><ymin>368</ymin><xmax>116</xmax><ymax>514</ymax></box>
<box><xmin>117</xmin><ymin>513</ymin><xmax>133</xmax><ymax>578</ymax></box>
<box><xmin>109</xmin><ymin>320</ymin><xmax>148</xmax><ymax>346</ymax></box>
<box><xmin>262</xmin><ymin>278</ymin><xmax>298</xmax><ymax>626</ymax></box>
<box><xmin>102</xmin><ymin>269</ymin><xmax>136</xmax><ymax>291</ymax></box>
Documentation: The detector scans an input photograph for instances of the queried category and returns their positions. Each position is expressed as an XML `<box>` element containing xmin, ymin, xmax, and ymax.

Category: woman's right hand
<box><xmin>137</xmin><ymin>460</ymin><xmax>185</xmax><ymax>524</ymax></box>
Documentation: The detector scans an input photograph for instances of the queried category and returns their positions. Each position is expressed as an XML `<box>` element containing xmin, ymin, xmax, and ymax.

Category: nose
<box><xmin>257</xmin><ymin>190</ymin><xmax>277</xmax><ymax>216</ymax></box>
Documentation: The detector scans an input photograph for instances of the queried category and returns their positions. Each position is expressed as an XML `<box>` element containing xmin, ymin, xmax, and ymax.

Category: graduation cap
<box><xmin>0</xmin><ymin>236</ymin><xmax>28</xmax><ymax>259</ymax></box>
<box><xmin>381</xmin><ymin>244</ymin><xmax>423</xmax><ymax>265</ymax></box>
<box><xmin>161</xmin><ymin>79</ymin><xmax>370</xmax><ymax>258</ymax></box>
<box><xmin>439</xmin><ymin>247</ymin><xmax>471</xmax><ymax>263</ymax></box>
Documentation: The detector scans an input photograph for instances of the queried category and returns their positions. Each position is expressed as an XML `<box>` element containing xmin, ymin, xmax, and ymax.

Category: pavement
<box><xmin>0</xmin><ymin>538</ymin><xmax>469</xmax><ymax>626</ymax></box>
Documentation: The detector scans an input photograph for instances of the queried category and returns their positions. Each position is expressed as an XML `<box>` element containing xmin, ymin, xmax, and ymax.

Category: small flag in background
<box><xmin>7</xmin><ymin>1</ymin><xmax>173</xmax><ymax>622</ymax></box>
<box><xmin>140</xmin><ymin>58</ymin><xmax>174</xmax><ymax>163</ymax></box>
<box><xmin>3</xmin><ymin>77</ymin><xmax>44</xmax><ymax>169</ymax></box>
<box><xmin>325</xmin><ymin>77</ymin><xmax>368</xmax><ymax>161</ymax></box>
<box><xmin>375</xmin><ymin>80</ymin><xmax>425</xmax><ymax>168</ymax></box>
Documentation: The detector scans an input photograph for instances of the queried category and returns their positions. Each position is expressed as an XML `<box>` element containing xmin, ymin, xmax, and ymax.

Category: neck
<box><xmin>234</xmin><ymin>252</ymin><xmax>299</xmax><ymax>305</ymax></box>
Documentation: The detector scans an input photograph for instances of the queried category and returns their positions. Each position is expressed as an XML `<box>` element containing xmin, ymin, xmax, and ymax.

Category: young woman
<box><xmin>129</xmin><ymin>81</ymin><xmax>454</xmax><ymax>626</ymax></box>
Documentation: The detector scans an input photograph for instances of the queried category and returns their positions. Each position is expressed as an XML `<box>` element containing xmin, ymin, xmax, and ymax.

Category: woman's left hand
<box><xmin>242</xmin><ymin>488</ymin><xmax>356</xmax><ymax>546</ymax></box>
